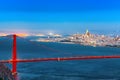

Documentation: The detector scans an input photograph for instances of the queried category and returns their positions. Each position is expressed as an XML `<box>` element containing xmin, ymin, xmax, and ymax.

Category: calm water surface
<box><xmin>0</xmin><ymin>38</ymin><xmax>120</xmax><ymax>80</ymax></box>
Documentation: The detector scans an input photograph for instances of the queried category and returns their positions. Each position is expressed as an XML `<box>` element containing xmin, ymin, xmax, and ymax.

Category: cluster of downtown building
<box><xmin>0</xmin><ymin>30</ymin><xmax>120</xmax><ymax>47</ymax></box>
<box><xmin>31</xmin><ymin>30</ymin><xmax>120</xmax><ymax>47</ymax></box>
<box><xmin>65</xmin><ymin>30</ymin><xmax>120</xmax><ymax>47</ymax></box>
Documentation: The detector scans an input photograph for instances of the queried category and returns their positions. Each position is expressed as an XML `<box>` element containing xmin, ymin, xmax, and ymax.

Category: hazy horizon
<box><xmin>0</xmin><ymin>0</ymin><xmax>120</xmax><ymax>34</ymax></box>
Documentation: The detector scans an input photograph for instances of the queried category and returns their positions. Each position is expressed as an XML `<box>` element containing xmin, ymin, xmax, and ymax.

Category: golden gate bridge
<box><xmin>0</xmin><ymin>34</ymin><xmax>120</xmax><ymax>77</ymax></box>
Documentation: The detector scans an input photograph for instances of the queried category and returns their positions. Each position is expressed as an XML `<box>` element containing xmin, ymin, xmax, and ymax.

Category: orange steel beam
<box><xmin>12</xmin><ymin>34</ymin><xmax>17</xmax><ymax>75</ymax></box>
<box><xmin>1</xmin><ymin>55</ymin><xmax>120</xmax><ymax>63</ymax></box>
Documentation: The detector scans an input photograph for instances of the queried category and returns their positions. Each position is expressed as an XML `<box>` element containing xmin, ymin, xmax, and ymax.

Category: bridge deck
<box><xmin>1</xmin><ymin>55</ymin><xmax>120</xmax><ymax>63</ymax></box>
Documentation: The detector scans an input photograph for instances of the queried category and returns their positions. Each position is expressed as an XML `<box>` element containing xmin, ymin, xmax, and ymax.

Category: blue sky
<box><xmin>0</xmin><ymin>0</ymin><xmax>120</xmax><ymax>34</ymax></box>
